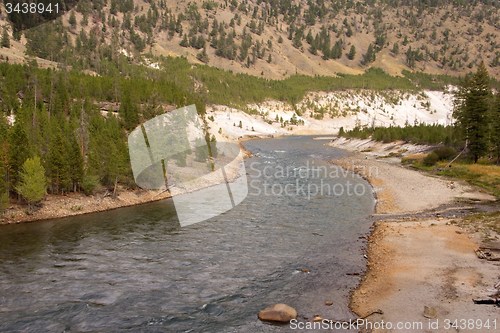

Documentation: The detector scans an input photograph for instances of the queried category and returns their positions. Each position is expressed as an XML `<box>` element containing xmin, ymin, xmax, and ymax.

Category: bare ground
<box><xmin>330</xmin><ymin>144</ymin><xmax>499</xmax><ymax>332</ymax></box>
<box><xmin>332</xmin><ymin>153</ymin><xmax>495</xmax><ymax>214</ymax></box>
<box><xmin>351</xmin><ymin>219</ymin><xmax>500</xmax><ymax>333</ymax></box>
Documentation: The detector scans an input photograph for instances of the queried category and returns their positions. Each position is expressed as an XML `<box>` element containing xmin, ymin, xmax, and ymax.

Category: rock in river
<box><xmin>258</xmin><ymin>304</ymin><xmax>298</xmax><ymax>322</ymax></box>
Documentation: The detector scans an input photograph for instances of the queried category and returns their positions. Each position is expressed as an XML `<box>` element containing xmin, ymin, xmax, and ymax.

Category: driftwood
<box><xmin>475</xmin><ymin>249</ymin><xmax>500</xmax><ymax>261</ymax></box>
<box><xmin>444</xmin><ymin>139</ymin><xmax>468</xmax><ymax>169</ymax></box>
<box><xmin>473</xmin><ymin>299</ymin><xmax>499</xmax><ymax>306</ymax></box>
<box><xmin>479</xmin><ymin>245</ymin><xmax>500</xmax><ymax>251</ymax></box>
<box><xmin>475</xmin><ymin>249</ymin><xmax>487</xmax><ymax>259</ymax></box>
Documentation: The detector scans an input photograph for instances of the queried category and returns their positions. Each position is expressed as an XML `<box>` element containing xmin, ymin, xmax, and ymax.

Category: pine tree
<box><xmin>119</xmin><ymin>92</ymin><xmax>139</xmax><ymax>130</ymax></box>
<box><xmin>331</xmin><ymin>41</ymin><xmax>342</xmax><ymax>59</ymax></box>
<box><xmin>110</xmin><ymin>0</ymin><xmax>117</xmax><ymax>14</ymax></box>
<box><xmin>362</xmin><ymin>44</ymin><xmax>376</xmax><ymax>65</ymax></box>
<box><xmin>69</xmin><ymin>135</ymin><xmax>84</xmax><ymax>192</ymax></box>
<box><xmin>292</xmin><ymin>30</ymin><xmax>302</xmax><ymax>49</ymax></box>
<box><xmin>348</xmin><ymin>45</ymin><xmax>356</xmax><ymax>60</ymax></box>
<box><xmin>179</xmin><ymin>34</ymin><xmax>189</xmax><ymax>47</ymax></box>
<box><xmin>0</xmin><ymin>146</ymin><xmax>8</xmax><ymax>213</ymax></box>
<box><xmin>1</xmin><ymin>25</ymin><xmax>10</xmax><ymax>48</ymax></box>
<box><xmin>48</xmin><ymin>129</ymin><xmax>70</xmax><ymax>194</ymax></box>
<box><xmin>15</xmin><ymin>156</ymin><xmax>47</xmax><ymax>214</ymax></box>
<box><xmin>306</xmin><ymin>30</ymin><xmax>313</xmax><ymax>44</ymax></box>
<box><xmin>309</xmin><ymin>41</ymin><xmax>317</xmax><ymax>55</ymax></box>
<box><xmin>196</xmin><ymin>47</ymin><xmax>210</xmax><ymax>63</ymax></box>
<box><xmin>491</xmin><ymin>93</ymin><xmax>500</xmax><ymax>163</ymax></box>
<box><xmin>69</xmin><ymin>10</ymin><xmax>77</xmax><ymax>27</ymax></box>
<box><xmin>7</xmin><ymin>121</ymin><xmax>30</xmax><ymax>193</ymax></box>
<box><xmin>392</xmin><ymin>42</ymin><xmax>399</xmax><ymax>55</ymax></box>
<box><xmin>453</xmin><ymin>61</ymin><xmax>491</xmax><ymax>163</ymax></box>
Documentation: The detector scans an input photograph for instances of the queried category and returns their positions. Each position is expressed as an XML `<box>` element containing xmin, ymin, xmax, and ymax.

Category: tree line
<box><xmin>0</xmin><ymin>61</ymin><xmax>204</xmax><ymax>214</ymax></box>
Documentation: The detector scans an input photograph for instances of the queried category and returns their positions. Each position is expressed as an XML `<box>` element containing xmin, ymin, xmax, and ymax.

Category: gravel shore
<box><xmin>329</xmin><ymin>139</ymin><xmax>499</xmax><ymax>332</ymax></box>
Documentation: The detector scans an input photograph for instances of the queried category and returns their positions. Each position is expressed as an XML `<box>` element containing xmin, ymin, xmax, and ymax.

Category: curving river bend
<box><xmin>0</xmin><ymin>136</ymin><xmax>374</xmax><ymax>332</ymax></box>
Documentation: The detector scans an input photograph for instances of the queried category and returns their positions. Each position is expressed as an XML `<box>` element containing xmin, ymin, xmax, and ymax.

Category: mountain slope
<box><xmin>0</xmin><ymin>0</ymin><xmax>499</xmax><ymax>80</ymax></box>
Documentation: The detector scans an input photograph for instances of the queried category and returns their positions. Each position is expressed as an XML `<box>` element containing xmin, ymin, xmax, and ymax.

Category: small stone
<box><xmin>258</xmin><ymin>304</ymin><xmax>298</xmax><ymax>323</ymax></box>
<box><xmin>423</xmin><ymin>306</ymin><xmax>437</xmax><ymax>319</ymax></box>
<box><xmin>325</xmin><ymin>301</ymin><xmax>333</xmax><ymax>306</ymax></box>
<box><xmin>313</xmin><ymin>316</ymin><xmax>323</xmax><ymax>322</ymax></box>
<box><xmin>301</xmin><ymin>269</ymin><xmax>309</xmax><ymax>273</ymax></box>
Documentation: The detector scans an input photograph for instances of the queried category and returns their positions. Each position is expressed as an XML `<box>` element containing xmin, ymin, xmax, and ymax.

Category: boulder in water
<box><xmin>258</xmin><ymin>303</ymin><xmax>297</xmax><ymax>322</ymax></box>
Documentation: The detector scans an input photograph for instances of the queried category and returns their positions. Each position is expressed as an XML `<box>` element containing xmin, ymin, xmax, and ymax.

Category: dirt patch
<box><xmin>351</xmin><ymin>220</ymin><xmax>500</xmax><ymax>333</ymax></box>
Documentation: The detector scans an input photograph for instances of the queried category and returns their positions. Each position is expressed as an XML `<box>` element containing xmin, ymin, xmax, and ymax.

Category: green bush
<box><xmin>423</xmin><ymin>152</ymin><xmax>439</xmax><ymax>166</ymax></box>
<box><xmin>82</xmin><ymin>175</ymin><xmax>101</xmax><ymax>195</ymax></box>
<box><xmin>433</xmin><ymin>146</ymin><xmax>457</xmax><ymax>161</ymax></box>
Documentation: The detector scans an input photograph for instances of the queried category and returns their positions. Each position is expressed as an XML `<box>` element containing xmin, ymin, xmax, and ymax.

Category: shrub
<box><xmin>433</xmin><ymin>146</ymin><xmax>457</xmax><ymax>161</ymax></box>
<box><xmin>82</xmin><ymin>175</ymin><xmax>101</xmax><ymax>195</ymax></box>
<box><xmin>423</xmin><ymin>152</ymin><xmax>439</xmax><ymax>166</ymax></box>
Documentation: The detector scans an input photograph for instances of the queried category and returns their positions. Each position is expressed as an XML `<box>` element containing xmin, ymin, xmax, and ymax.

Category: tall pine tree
<box><xmin>15</xmin><ymin>156</ymin><xmax>47</xmax><ymax>214</ymax></box>
<box><xmin>453</xmin><ymin>61</ymin><xmax>491</xmax><ymax>163</ymax></box>
<box><xmin>491</xmin><ymin>92</ymin><xmax>500</xmax><ymax>163</ymax></box>
<box><xmin>7</xmin><ymin>121</ymin><xmax>30</xmax><ymax>195</ymax></box>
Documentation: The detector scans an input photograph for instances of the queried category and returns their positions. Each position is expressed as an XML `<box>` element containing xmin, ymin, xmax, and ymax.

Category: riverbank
<box><xmin>329</xmin><ymin>138</ymin><xmax>500</xmax><ymax>332</ymax></box>
<box><xmin>351</xmin><ymin>218</ymin><xmax>500</xmax><ymax>333</ymax></box>
<box><xmin>0</xmin><ymin>138</ymin><xmax>249</xmax><ymax>225</ymax></box>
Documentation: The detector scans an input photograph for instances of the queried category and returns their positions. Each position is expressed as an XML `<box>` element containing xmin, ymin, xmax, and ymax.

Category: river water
<box><xmin>0</xmin><ymin>136</ymin><xmax>374</xmax><ymax>332</ymax></box>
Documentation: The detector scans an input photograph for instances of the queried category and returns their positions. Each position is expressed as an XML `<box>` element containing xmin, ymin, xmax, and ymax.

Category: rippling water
<box><xmin>0</xmin><ymin>136</ymin><xmax>374</xmax><ymax>332</ymax></box>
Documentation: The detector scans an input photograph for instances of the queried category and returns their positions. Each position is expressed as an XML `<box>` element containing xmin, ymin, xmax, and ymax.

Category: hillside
<box><xmin>0</xmin><ymin>0</ymin><xmax>499</xmax><ymax>80</ymax></box>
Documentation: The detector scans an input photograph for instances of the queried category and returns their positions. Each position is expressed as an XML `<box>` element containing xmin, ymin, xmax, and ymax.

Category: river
<box><xmin>0</xmin><ymin>136</ymin><xmax>374</xmax><ymax>332</ymax></box>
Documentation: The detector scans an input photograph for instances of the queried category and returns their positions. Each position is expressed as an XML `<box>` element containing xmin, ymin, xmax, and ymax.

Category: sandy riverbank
<box><xmin>329</xmin><ymin>139</ymin><xmax>500</xmax><ymax>332</ymax></box>
<box><xmin>351</xmin><ymin>219</ymin><xmax>500</xmax><ymax>333</ymax></box>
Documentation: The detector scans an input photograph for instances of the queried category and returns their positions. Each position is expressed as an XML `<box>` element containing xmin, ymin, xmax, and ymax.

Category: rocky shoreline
<box><xmin>329</xmin><ymin>138</ymin><xmax>500</xmax><ymax>332</ymax></box>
